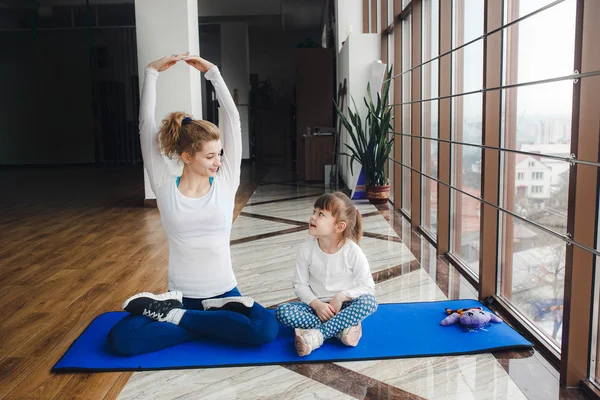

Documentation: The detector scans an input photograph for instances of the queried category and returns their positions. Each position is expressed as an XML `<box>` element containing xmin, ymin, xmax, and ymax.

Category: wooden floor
<box><xmin>0</xmin><ymin>164</ymin><xmax>260</xmax><ymax>399</ymax></box>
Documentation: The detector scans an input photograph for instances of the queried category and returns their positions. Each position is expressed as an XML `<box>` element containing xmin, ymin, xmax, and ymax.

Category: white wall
<box><xmin>336</xmin><ymin>34</ymin><xmax>381</xmax><ymax>189</ymax></box>
<box><xmin>337</xmin><ymin>37</ymin><xmax>352</xmax><ymax>183</ymax></box>
<box><xmin>135</xmin><ymin>0</ymin><xmax>202</xmax><ymax>120</ymax></box>
<box><xmin>220</xmin><ymin>23</ymin><xmax>251</xmax><ymax>159</ymax></box>
<box><xmin>334</xmin><ymin>0</ymin><xmax>363</xmax><ymax>54</ymax></box>
<box><xmin>135</xmin><ymin>0</ymin><xmax>201</xmax><ymax>199</ymax></box>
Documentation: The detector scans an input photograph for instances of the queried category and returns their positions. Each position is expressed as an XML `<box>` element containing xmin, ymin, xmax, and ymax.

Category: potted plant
<box><xmin>334</xmin><ymin>66</ymin><xmax>394</xmax><ymax>204</ymax></box>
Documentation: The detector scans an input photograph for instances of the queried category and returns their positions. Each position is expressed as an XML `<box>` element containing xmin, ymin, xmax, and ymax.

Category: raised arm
<box><xmin>139</xmin><ymin>54</ymin><xmax>183</xmax><ymax>192</ymax></box>
<box><xmin>183</xmin><ymin>55</ymin><xmax>242</xmax><ymax>191</ymax></box>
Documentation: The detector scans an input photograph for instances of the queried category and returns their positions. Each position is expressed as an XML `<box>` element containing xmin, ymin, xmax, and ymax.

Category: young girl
<box><xmin>107</xmin><ymin>53</ymin><xmax>278</xmax><ymax>356</ymax></box>
<box><xmin>275</xmin><ymin>192</ymin><xmax>378</xmax><ymax>356</ymax></box>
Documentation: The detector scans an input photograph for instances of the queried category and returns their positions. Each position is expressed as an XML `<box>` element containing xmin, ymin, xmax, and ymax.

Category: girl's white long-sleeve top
<box><xmin>293</xmin><ymin>237</ymin><xmax>376</xmax><ymax>304</ymax></box>
<box><xmin>139</xmin><ymin>66</ymin><xmax>242</xmax><ymax>298</ymax></box>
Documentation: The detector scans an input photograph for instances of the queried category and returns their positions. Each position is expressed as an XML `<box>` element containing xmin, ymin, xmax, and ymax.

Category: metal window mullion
<box><xmin>389</xmin><ymin>69</ymin><xmax>600</xmax><ymax>106</ymax></box>
<box><xmin>393</xmin><ymin>131</ymin><xmax>600</xmax><ymax>169</ymax></box>
<box><xmin>388</xmin><ymin>157</ymin><xmax>600</xmax><ymax>259</ymax></box>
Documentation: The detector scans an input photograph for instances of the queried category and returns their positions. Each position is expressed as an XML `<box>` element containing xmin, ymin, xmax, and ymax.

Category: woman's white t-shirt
<box><xmin>139</xmin><ymin>66</ymin><xmax>241</xmax><ymax>298</ymax></box>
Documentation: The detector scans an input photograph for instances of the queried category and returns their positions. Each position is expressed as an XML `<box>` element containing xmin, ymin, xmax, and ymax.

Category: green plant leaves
<box><xmin>334</xmin><ymin>65</ymin><xmax>395</xmax><ymax>186</ymax></box>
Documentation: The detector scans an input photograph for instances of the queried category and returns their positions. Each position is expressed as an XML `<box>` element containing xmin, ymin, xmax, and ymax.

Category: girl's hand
<box><xmin>330</xmin><ymin>292</ymin><xmax>351</xmax><ymax>313</ymax></box>
<box><xmin>310</xmin><ymin>299</ymin><xmax>336</xmax><ymax>322</ymax></box>
<box><xmin>329</xmin><ymin>297</ymin><xmax>343</xmax><ymax>313</ymax></box>
<box><xmin>182</xmin><ymin>55</ymin><xmax>215</xmax><ymax>73</ymax></box>
<box><xmin>147</xmin><ymin>52</ymin><xmax>189</xmax><ymax>72</ymax></box>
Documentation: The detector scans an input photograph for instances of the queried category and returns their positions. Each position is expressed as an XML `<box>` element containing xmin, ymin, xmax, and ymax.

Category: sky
<box><xmin>455</xmin><ymin>0</ymin><xmax>576</xmax><ymax>118</ymax></box>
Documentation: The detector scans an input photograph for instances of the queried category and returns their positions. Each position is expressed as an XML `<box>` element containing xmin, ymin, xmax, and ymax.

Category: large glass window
<box><xmin>498</xmin><ymin>0</ymin><xmax>576</xmax><ymax>346</ymax></box>
<box><xmin>387</xmin><ymin>0</ymin><xmax>600</xmax><ymax>384</ymax></box>
<box><xmin>387</xmin><ymin>0</ymin><xmax>395</xmax><ymax>202</ymax></box>
<box><xmin>591</xmin><ymin>214</ymin><xmax>600</xmax><ymax>386</ymax></box>
<box><xmin>421</xmin><ymin>0</ymin><xmax>439</xmax><ymax>236</ymax></box>
<box><xmin>450</xmin><ymin>0</ymin><xmax>484</xmax><ymax>274</ymax></box>
<box><xmin>402</xmin><ymin>13</ymin><xmax>412</xmax><ymax>215</ymax></box>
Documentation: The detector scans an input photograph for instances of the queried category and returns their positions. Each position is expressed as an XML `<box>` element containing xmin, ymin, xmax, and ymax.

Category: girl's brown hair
<box><xmin>158</xmin><ymin>112</ymin><xmax>220</xmax><ymax>159</ymax></box>
<box><xmin>314</xmin><ymin>192</ymin><xmax>363</xmax><ymax>244</ymax></box>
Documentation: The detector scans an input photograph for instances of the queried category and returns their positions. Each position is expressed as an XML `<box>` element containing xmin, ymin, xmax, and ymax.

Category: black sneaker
<box><xmin>122</xmin><ymin>291</ymin><xmax>183</xmax><ymax>320</ymax></box>
<box><xmin>201</xmin><ymin>296</ymin><xmax>255</xmax><ymax>313</ymax></box>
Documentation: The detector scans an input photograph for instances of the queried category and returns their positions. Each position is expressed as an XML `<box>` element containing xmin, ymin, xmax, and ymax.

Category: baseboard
<box><xmin>144</xmin><ymin>199</ymin><xmax>157</xmax><ymax>208</ymax></box>
<box><xmin>581</xmin><ymin>380</ymin><xmax>600</xmax><ymax>399</ymax></box>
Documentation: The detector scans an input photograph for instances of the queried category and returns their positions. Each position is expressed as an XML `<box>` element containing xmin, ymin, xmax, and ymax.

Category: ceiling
<box><xmin>0</xmin><ymin>0</ymin><xmax>327</xmax><ymax>30</ymax></box>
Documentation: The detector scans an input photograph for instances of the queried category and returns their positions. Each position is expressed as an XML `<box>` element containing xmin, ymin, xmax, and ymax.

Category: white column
<box><xmin>135</xmin><ymin>0</ymin><xmax>202</xmax><ymax>200</ymax></box>
<box><xmin>220</xmin><ymin>23</ymin><xmax>250</xmax><ymax>159</ymax></box>
<box><xmin>335</xmin><ymin>0</ymin><xmax>363</xmax><ymax>54</ymax></box>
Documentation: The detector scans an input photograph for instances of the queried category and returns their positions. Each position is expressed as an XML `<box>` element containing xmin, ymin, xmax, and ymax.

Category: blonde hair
<box><xmin>158</xmin><ymin>111</ymin><xmax>220</xmax><ymax>159</ymax></box>
<box><xmin>314</xmin><ymin>192</ymin><xmax>362</xmax><ymax>244</ymax></box>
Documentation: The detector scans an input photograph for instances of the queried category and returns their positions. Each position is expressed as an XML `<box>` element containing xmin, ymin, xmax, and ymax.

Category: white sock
<box><xmin>165</xmin><ymin>308</ymin><xmax>186</xmax><ymax>325</ymax></box>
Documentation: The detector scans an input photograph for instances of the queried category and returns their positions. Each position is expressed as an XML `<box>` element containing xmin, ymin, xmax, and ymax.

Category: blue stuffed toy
<box><xmin>440</xmin><ymin>307</ymin><xmax>503</xmax><ymax>332</ymax></box>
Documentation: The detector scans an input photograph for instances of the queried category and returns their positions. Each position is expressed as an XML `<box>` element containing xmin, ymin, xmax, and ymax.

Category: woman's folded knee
<box><xmin>248</xmin><ymin>312</ymin><xmax>279</xmax><ymax>345</ymax></box>
<box><xmin>107</xmin><ymin>328</ymin><xmax>138</xmax><ymax>356</ymax></box>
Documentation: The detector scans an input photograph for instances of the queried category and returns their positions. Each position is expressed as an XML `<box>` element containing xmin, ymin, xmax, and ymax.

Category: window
<box><xmin>385</xmin><ymin>0</ymin><xmax>600</xmax><ymax>384</ymax></box>
<box><xmin>450</xmin><ymin>0</ymin><xmax>484</xmax><ymax>275</ymax></box>
<box><xmin>531</xmin><ymin>185</ymin><xmax>543</xmax><ymax>194</ymax></box>
<box><xmin>389</xmin><ymin>3</ymin><xmax>395</xmax><ymax>202</ymax></box>
<box><xmin>532</xmin><ymin>172</ymin><xmax>544</xmax><ymax>180</ymax></box>
<box><xmin>593</xmin><ymin>255</ymin><xmax>600</xmax><ymax>386</ymax></box>
<box><xmin>591</xmin><ymin>199</ymin><xmax>600</xmax><ymax>386</ymax></box>
<box><xmin>386</xmin><ymin>0</ymin><xmax>395</xmax><ymax>202</ymax></box>
<box><xmin>401</xmin><ymin>12</ymin><xmax>412</xmax><ymax>215</ymax></box>
<box><xmin>421</xmin><ymin>0</ymin><xmax>439</xmax><ymax>235</ymax></box>
<box><xmin>499</xmin><ymin>0</ymin><xmax>576</xmax><ymax>346</ymax></box>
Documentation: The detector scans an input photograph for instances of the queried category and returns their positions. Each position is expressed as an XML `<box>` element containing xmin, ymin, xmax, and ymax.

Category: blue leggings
<box><xmin>275</xmin><ymin>294</ymin><xmax>378</xmax><ymax>340</ymax></box>
<box><xmin>108</xmin><ymin>287</ymin><xmax>278</xmax><ymax>356</ymax></box>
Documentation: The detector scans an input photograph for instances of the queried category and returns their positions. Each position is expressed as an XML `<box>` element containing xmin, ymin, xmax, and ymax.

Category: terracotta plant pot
<box><xmin>366</xmin><ymin>185</ymin><xmax>390</xmax><ymax>204</ymax></box>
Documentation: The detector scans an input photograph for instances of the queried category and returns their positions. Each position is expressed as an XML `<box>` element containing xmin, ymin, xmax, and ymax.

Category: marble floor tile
<box><xmin>243</xmin><ymin>197</ymin><xmax>378</xmax><ymax>224</ymax></box>
<box><xmin>117</xmin><ymin>365</ymin><xmax>354</xmax><ymax>400</ymax></box>
<box><xmin>246</xmin><ymin>184</ymin><xmax>325</xmax><ymax>205</ymax></box>
<box><xmin>362</xmin><ymin>214</ymin><xmax>402</xmax><ymax>238</ymax></box>
<box><xmin>230</xmin><ymin>215</ymin><xmax>298</xmax><ymax>241</ymax></box>
<box><xmin>374</xmin><ymin>269</ymin><xmax>448</xmax><ymax>303</ymax></box>
<box><xmin>337</xmin><ymin>354</ymin><xmax>527</xmax><ymax>400</ymax></box>
<box><xmin>231</xmin><ymin>230</ymin><xmax>308</xmax><ymax>306</ymax></box>
<box><xmin>361</xmin><ymin>236</ymin><xmax>416</xmax><ymax>273</ymax></box>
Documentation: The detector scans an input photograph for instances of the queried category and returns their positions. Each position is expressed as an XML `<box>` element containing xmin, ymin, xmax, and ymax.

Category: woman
<box><xmin>108</xmin><ymin>53</ymin><xmax>278</xmax><ymax>356</ymax></box>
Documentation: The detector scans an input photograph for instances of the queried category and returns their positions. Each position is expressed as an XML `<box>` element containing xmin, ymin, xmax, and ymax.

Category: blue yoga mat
<box><xmin>52</xmin><ymin>299</ymin><xmax>532</xmax><ymax>372</ymax></box>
